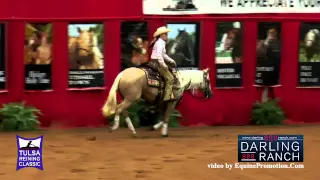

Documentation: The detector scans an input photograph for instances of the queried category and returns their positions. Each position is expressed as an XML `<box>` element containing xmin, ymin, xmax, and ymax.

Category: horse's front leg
<box><xmin>151</xmin><ymin>121</ymin><xmax>164</xmax><ymax>131</ymax></box>
<box><xmin>150</xmin><ymin>111</ymin><xmax>164</xmax><ymax>131</ymax></box>
<box><xmin>160</xmin><ymin>100</ymin><xmax>177</xmax><ymax>137</ymax></box>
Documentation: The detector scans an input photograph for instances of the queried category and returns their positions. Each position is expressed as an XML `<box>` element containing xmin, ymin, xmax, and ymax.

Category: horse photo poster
<box><xmin>166</xmin><ymin>22</ymin><xmax>200</xmax><ymax>69</ymax></box>
<box><xmin>215</xmin><ymin>22</ymin><xmax>243</xmax><ymax>88</ymax></box>
<box><xmin>121</xmin><ymin>21</ymin><xmax>149</xmax><ymax>70</ymax></box>
<box><xmin>0</xmin><ymin>23</ymin><xmax>5</xmax><ymax>90</ymax></box>
<box><xmin>68</xmin><ymin>23</ymin><xmax>104</xmax><ymax>89</ymax></box>
<box><xmin>254</xmin><ymin>22</ymin><xmax>282</xmax><ymax>87</ymax></box>
<box><xmin>143</xmin><ymin>0</ymin><xmax>320</xmax><ymax>15</ymax></box>
<box><xmin>298</xmin><ymin>22</ymin><xmax>320</xmax><ymax>87</ymax></box>
<box><xmin>24</xmin><ymin>23</ymin><xmax>52</xmax><ymax>91</ymax></box>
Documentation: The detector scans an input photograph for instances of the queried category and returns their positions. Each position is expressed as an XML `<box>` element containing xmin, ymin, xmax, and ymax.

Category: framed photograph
<box><xmin>298</xmin><ymin>22</ymin><xmax>320</xmax><ymax>87</ymax></box>
<box><xmin>121</xmin><ymin>21</ymin><xmax>149</xmax><ymax>70</ymax></box>
<box><xmin>0</xmin><ymin>23</ymin><xmax>6</xmax><ymax>90</ymax></box>
<box><xmin>215</xmin><ymin>21</ymin><xmax>243</xmax><ymax>88</ymax></box>
<box><xmin>24</xmin><ymin>23</ymin><xmax>53</xmax><ymax>90</ymax></box>
<box><xmin>255</xmin><ymin>22</ymin><xmax>282</xmax><ymax>86</ymax></box>
<box><xmin>67</xmin><ymin>23</ymin><xmax>104</xmax><ymax>89</ymax></box>
<box><xmin>166</xmin><ymin>22</ymin><xmax>200</xmax><ymax>68</ymax></box>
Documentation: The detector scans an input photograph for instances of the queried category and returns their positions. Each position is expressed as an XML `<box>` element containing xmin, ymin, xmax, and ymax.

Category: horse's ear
<box><xmin>203</xmin><ymin>68</ymin><xmax>210</xmax><ymax>73</ymax></box>
<box><xmin>89</xmin><ymin>27</ymin><xmax>95</xmax><ymax>32</ymax></box>
<box><xmin>77</xmin><ymin>27</ymin><xmax>82</xmax><ymax>33</ymax></box>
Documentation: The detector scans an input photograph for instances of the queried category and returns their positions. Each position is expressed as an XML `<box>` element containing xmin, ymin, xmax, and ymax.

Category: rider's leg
<box><xmin>158</xmin><ymin>66</ymin><xmax>174</xmax><ymax>101</ymax></box>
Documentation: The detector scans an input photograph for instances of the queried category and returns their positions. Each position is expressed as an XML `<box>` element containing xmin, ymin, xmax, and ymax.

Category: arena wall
<box><xmin>0</xmin><ymin>0</ymin><xmax>320</xmax><ymax>127</ymax></box>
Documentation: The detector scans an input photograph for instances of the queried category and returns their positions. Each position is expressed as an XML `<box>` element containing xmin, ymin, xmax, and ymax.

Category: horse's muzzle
<box><xmin>205</xmin><ymin>91</ymin><xmax>213</xmax><ymax>99</ymax></box>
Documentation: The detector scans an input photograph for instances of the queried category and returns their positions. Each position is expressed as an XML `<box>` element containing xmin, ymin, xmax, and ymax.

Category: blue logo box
<box><xmin>238</xmin><ymin>135</ymin><xmax>304</xmax><ymax>162</ymax></box>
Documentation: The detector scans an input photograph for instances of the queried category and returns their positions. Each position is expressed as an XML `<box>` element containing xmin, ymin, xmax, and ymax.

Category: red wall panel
<box><xmin>0</xmin><ymin>0</ymin><xmax>320</xmax><ymax>127</ymax></box>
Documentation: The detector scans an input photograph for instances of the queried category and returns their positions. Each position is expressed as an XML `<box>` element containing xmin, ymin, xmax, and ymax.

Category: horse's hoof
<box><xmin>132</xmin><ymin>134</ymin><xmax>138</xmax><ymax>138</ymax></box>
<box><xmin>108</xmin><ymin>128</ymin><xmax>113</xmax><ymax>133</ymax></box>
<box><xmin>162</xmin><ymin>134</ymin><xmax>169</xmax><ymax>138</ymax></box>
<box><xmin>150</xmin><ymin>126</ymin><xmax>156</xmax><ymax>131</ymax></box>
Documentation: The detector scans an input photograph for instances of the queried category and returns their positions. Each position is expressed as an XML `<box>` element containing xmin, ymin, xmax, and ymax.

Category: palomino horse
<box><xmin>224</xmin><ymin>28</ymin><xmax>242</xmax><ymax>63</ymax></box>
<box><xmin>69</xmin><ymin>27</ymin><xmax>103</xmax><ymax>70</ymax></box>
<box><xmin>101</xmin><ymin>67</ymin><xmax>213</xmax><ymax>137</ymax></box>
<box><xmin>35</xmin><ymin>32</ymin><xmax>52</xmax><ymax>64</ymax></box>
<box><xmin>304</xmin><ymin>29</ymin><xmax>320</xmax><ymax>62</ymax></box>
<box><xmin>167</xmin><ymin>29</ymin><xmax>195</xmax><ymax>66</ymax></box>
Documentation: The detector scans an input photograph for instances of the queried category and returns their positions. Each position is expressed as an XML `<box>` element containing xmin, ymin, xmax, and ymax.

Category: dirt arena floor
<box><xmin>0</xmin><ymin>125</ymin><xmax>319</xmax><ymax>180</ymax></box>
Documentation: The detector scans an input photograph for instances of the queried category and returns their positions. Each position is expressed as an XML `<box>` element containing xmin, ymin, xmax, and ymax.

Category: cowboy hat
<box><xmin>153</xmin><ymin>26</ymin><xmax>171</xmax><ymax>38</ymax></box>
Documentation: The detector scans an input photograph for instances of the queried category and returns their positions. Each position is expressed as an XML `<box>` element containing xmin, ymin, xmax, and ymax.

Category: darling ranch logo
<box><xmin>16</xmin><ymin>135</ymin><xmax>43</xmax><ymax>170</ymax></box>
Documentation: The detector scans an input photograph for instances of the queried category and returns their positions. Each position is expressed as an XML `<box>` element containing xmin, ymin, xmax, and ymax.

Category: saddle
<box><xmin>140</xmin><ymin>60</ymin><xmax>179</xmax><ymax>88</ymax></box>
<box><xmin>140</xmin><ymin>60</ymin><xmax>180</xmax><ymax>102</ymax></box>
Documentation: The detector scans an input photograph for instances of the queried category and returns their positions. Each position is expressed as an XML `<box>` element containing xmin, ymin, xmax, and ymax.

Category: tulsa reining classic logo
<box><xmin>16</xmin><ymin>135</ymin><xmax>44</xmax><ymax>171</ymax></box>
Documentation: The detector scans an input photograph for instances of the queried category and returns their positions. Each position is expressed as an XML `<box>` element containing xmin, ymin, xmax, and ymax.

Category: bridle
<box><xmin>202</xmin><ymin>72</ymin><xmax>212</xmax><ymax>99</ymax></box>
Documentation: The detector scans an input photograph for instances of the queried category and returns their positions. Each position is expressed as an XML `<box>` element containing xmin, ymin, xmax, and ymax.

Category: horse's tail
<box><xmin>101</xmin><ymin>72</ymin><xmax>123</xmax><ymax>117</ymax></box>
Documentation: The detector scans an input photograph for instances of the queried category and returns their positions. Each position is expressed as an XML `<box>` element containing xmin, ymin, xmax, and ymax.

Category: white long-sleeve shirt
<box><xmin>150</xmin><ymin>38</ymin><xmax>174</xmax><ymax>67</ymax></box>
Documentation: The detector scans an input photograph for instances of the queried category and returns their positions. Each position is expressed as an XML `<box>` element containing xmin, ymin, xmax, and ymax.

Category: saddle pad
<box><xmin>140</xmin><ymin>67</ymin><xmax>164</xmax><ymax>88</ymax></box>
<box><xmin>140</xmin><ymin>66</ymin><xmax>180</xmax><ymax>89</ymax></box>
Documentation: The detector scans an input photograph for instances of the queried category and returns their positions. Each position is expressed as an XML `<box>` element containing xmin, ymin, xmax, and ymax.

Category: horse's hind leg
<box><xmin>122</xmin><ymin>109</ymin><xmax>137</xmax><ymax>136</ymax></box>
<box><xmin>111</xmin><ymin>99</ymin><xmax>132</xmax><ymax>131</ymax></box>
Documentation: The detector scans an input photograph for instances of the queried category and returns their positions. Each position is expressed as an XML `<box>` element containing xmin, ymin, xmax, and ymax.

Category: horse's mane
<box><xmin>176</xmin><ymin>69</ymin><xmax>203</xmax><ymax>88</ymax></box>
<box><xmin>232</xmin><ymin>28</ymin><xmax>242</xmax><ymax>41</ymax></box>
<box><xmin>177</xmin><ymin>30</ymin><xmax>189</xmax><ymax>40</ymax></box>
<box><xmin>68</xmin><ymin>37</ymin><xmax>78</xmax><ymax>54</ymax></box>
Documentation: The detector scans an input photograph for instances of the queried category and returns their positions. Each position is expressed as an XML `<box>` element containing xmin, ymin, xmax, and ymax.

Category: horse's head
<box><xmin>174</xmin><ymin>29</ymin><xmax>188</xmax><ymax>49</ymax></box>
<box><xmin>177</xmin><ymin>29</ymin><xmax>187</xmax><ymax>39</ymax></box>
<box><xmin>266</xmin><ymin>28</ymin><xmax>278</xmax><ymax>43</ymax></box>
<box><xmin>224</xmin><ymin>31</ymin><xmax>234</xmax><ymax>49</ymax></box>
<box><xmin>76</xmin><ymin>27</ymin><xmax>95</xmax><ymax>56</ymax></box>
<box><xmin>201</xmin><ymin>68</ymin><xmax>213</xmax><ymax>99</ymax></box>
<box><xmin>305</xmin><ymin>29</ymin><xmax>320</xmax><ymax>47</ymax></box>
<box><xmin>130</xmin><ymin>36</ymin><xmax>145</xmax><ymax>50</ymax></box>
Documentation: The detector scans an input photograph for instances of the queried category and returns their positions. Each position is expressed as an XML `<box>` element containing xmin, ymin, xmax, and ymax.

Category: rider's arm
<box><xmin>163</xmin><ymin>42</ymin><xmax>175</xmax><ymax>65</ymax></box>
<box><xmin>163</xmin><ymin>53</ymin><xmax>175</xmax><ymax>63</ymax></box>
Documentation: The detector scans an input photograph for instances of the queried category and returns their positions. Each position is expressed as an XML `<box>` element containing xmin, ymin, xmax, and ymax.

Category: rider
<box><xmin>150</xmin><ymin>26</ymin><xmax>177</xmax><ymax>101</ymax></box>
